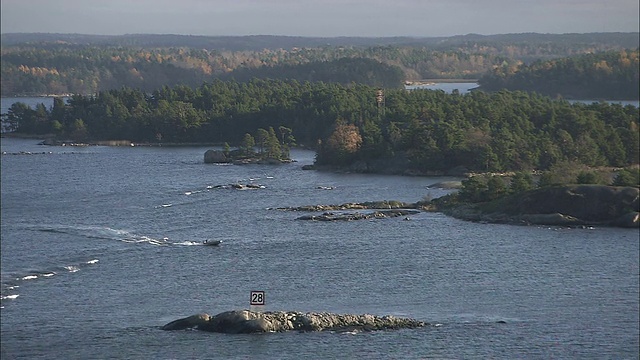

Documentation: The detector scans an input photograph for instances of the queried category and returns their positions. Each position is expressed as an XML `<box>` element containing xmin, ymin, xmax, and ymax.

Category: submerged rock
<box><xmin>208</xmin><ymin>183</ymin><xmax>265</xmax><ymax>190</ymax></box>
<box><xmin>162</xmin><ymin>310</ymin><xmax>427</xmax><ymax>334</ymax></box>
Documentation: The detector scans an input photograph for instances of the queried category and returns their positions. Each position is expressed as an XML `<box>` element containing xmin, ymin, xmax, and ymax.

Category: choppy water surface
<box><xmin>1</xmin><ymin>137</ymin><xmax>638</xmax><ymax>359</ymax></box>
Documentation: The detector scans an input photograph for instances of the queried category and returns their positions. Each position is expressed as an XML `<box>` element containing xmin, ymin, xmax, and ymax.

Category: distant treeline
<box><xmin>1</xmin><ymin>32</ymin><xmax>637</xmax><ymax>96</ymax></box>
<box><xmin>4</xmin><ymin>80</ymin><xmax>638</xmax><ymax>173</ymax></box>
<box><xmin>479</xmin><ymin>49</ymin><xmax>640</xmax><ymax>100</ymax></box>
<box><xmin>3</xmin><ymin>32</ymin><xmax>638</xmax><ymax>52</ymax></box>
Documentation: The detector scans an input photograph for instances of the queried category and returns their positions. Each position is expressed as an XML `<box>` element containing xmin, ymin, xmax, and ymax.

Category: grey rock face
<box><xmin>296</xmin><ymin>209</ymin><xmax>419</xmax><ymax>221</ymax></box>
<box><xmin>161</xmin><ymin>313</ymin><xmax>211</xmax><ymax>330</ymax></box>
<box><xmin>204</xmin><ymin>150</ymin><xmax>229</xmax><ymax>164</ymax></box>
<box><xmin>162</xmin><ymin>310</ymin><xmax>427</xmax><ymax>334</ymax></box>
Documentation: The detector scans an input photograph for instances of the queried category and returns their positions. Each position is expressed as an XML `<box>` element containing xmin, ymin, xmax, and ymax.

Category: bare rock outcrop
<box><xmin>437</xmin><ymin>185</ymin><xmax>639</xmax><ymax>227</ymax></box>
<box><xmin>162</xmin><ymin>310</ymin><xmax>427</xmax><ymax>334</ymax></box>
<box><xmin>296</xmin><ymin>209</ymin><xmax>419</xmax><ymax>221</ymax></box>
<box><xmin>204</xmin><ymin>150</ymin><xmax>229</xmax><ymax>164</ymax></box>
<box><xmin>498</xmin><ymin>185</ymin><xmax>639</xmax><ymax>227</ymax></box>
<box><xmin>161</xmin><ymin>313</ymin><xmax>211</xmax><ymax>330</ymax></box>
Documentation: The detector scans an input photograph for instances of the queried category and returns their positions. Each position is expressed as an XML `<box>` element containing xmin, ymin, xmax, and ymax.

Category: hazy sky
<box><xmin>1</xmin><ymin>0</ymin><xmax>638</xmax><ymax>37</ymax></box>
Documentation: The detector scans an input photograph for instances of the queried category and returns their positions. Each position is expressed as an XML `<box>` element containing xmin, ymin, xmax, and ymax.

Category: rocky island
<box><xmin>204</xmin><ymin>149</ymin><xmax>294</xmax><ymax>165</ymax></box>
<box><xmin>161</xmin><ymin>310</ymin><xmax>427</xmax><ymax>334</ymax></box>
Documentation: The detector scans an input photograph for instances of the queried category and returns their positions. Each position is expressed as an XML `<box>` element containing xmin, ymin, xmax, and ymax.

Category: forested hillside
<box><xmin>4</xmin><ymin>80</ymin><xmax>638</xmax><ymax>174</ymax></box>
<box><xmin>220</xmin><ymin>57</ymin><xmax>405</xmax><ymax>87</ymax></box>
<box><xmin>478</xmin><ymin>49</ymin><xmax>640</xmax><ymax>99</ymax></box>
<box><xmin>1</xmin><ymin>32</ymin><xmax>637</xmax><ymax>96</ymax></box>
<box><xmin>0</xmin><ymin>46</ymin><xmax>407</xmax><ymax>95</ymax></box>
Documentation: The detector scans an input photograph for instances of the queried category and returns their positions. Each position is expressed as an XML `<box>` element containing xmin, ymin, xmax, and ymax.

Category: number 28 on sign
<box><xmin>250</xmin><ymin>291</ymin><xmax>265</xmax><ymax>306</ymax></box>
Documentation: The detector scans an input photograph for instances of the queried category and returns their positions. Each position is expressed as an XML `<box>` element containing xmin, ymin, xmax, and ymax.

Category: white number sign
<box><xmin>250</xmin><ymin>291</ymin><xmax>265</xmax><ymax>306</ymax></box>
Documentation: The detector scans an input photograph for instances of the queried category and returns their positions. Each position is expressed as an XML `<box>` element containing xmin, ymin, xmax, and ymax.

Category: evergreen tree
<box><xmin>459</xmin><ymin>176</ymin><xmax>488</xmax><ymax>203</ymax></box>
<box><xmin>485</xmin><ymin>176</ymin><xmax>507</xmax><ymax>200</ymax></box>
<box><xmin>510</xmin><ymin>172</ymin><xmax>534</xmax><ymax>193</ymax></box>
<box><xmin>538</xmin><ymin>172</ymin><xmax>557</xmax><ymax>188</ymax></box>
<box><xmin>611</xmin><ymin>169</ymin><xmax>639</xmax><ymax>186</ymax></box>
<box><xmin>265</xmin><ymin>127</ymin><xmax>282</xmax><ymax>159</ymax></box>
<box><xmin>240</xmin><ymin>133</ymin><xmax>255</xmax><ymax>156</ymax></box>
<box><xmin>256</xmin><ymin>128</ymin><xmax>269</xmax><ymax>154</ymax></box>
<box><xmin>576</xmin><ymin>171</ymin><xmax>597</xmax><ymax>184</ymax></box>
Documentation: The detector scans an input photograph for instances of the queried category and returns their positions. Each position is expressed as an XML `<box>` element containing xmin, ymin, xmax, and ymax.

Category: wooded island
<box><xmin>3</xmin><ymin>80</ymin><xmax>638</xmax><ymax>179</ymax></box>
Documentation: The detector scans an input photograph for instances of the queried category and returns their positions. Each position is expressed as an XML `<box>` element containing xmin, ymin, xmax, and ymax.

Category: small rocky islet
<box><xmin>276</xmin><ymin>200</ymin><xmax>423</xmax><ymax>221</ymax></box>
<box><xmin>161</xmin><ymin>310</ymin><xmax>427</xmax><ymax>334</ymax></box>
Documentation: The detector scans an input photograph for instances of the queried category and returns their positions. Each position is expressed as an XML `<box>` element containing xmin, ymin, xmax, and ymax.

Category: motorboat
<box><xmin>203</xmin><ymin>240</ymin><xmax>222</xmax><ymax>246</ymax></box>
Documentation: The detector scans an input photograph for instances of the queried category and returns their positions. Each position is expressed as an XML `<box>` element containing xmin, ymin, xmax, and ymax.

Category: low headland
<box><xmin>433</xmin><ymin>184</ymin><xmax>639</xmax><ymax>228</ymax></box>
<box><xmin>293</xmin><ymin>157</ymin><xmax>640</xmax><ymax>228</ymax></box>
<box><xmin>276</xmin><ymin>185</ymin><xmax>639</xmax><ymax>228</ymax></box>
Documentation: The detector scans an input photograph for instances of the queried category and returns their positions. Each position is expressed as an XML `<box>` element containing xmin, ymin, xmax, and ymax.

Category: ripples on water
<box><xmin>1</xmin><ymin>137</ymin><xmax>638</xmax><ymax>359</ymax></box>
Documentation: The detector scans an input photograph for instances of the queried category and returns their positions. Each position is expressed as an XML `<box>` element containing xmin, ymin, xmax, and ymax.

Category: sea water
<box><xmin>1</xmin><ymin>137</ymin><xmax>638</xmax><ymax>359</ymax></box>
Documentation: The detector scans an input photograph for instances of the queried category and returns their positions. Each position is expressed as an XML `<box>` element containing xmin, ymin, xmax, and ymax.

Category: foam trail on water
<box><xmin>121</xmin><ymin>235</ymin><xmax>169</xmax><ymax>246</ymax></box>
<box><xmin>174</xmin><ymin>241</ymin><xmax>202</xmax><ymax>246</ymax></box>
<box><xmin>64</xmin><ymin>266</ymin><xmax>79</xmax><ymax>273</ymax></box>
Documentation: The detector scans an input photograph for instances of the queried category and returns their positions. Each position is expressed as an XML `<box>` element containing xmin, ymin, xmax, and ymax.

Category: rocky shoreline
<box><xmin>161</xmin><ymin>310</ymin><xmax>427</xmax><ymax>334</ymax></box>
<box><xmin>439</xmin><ymin>205</ymin><xmax>639</xmax><ymax>228</ymax></box>
<box><xmin>274</xmin><ymin>185</ymin><xmax>639</xmax><ymax>228</ymax></box>
<box><xmin>440</xmin><ymin>185</ymin><xmax>639</xmax><ymax>228</ymax></box>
